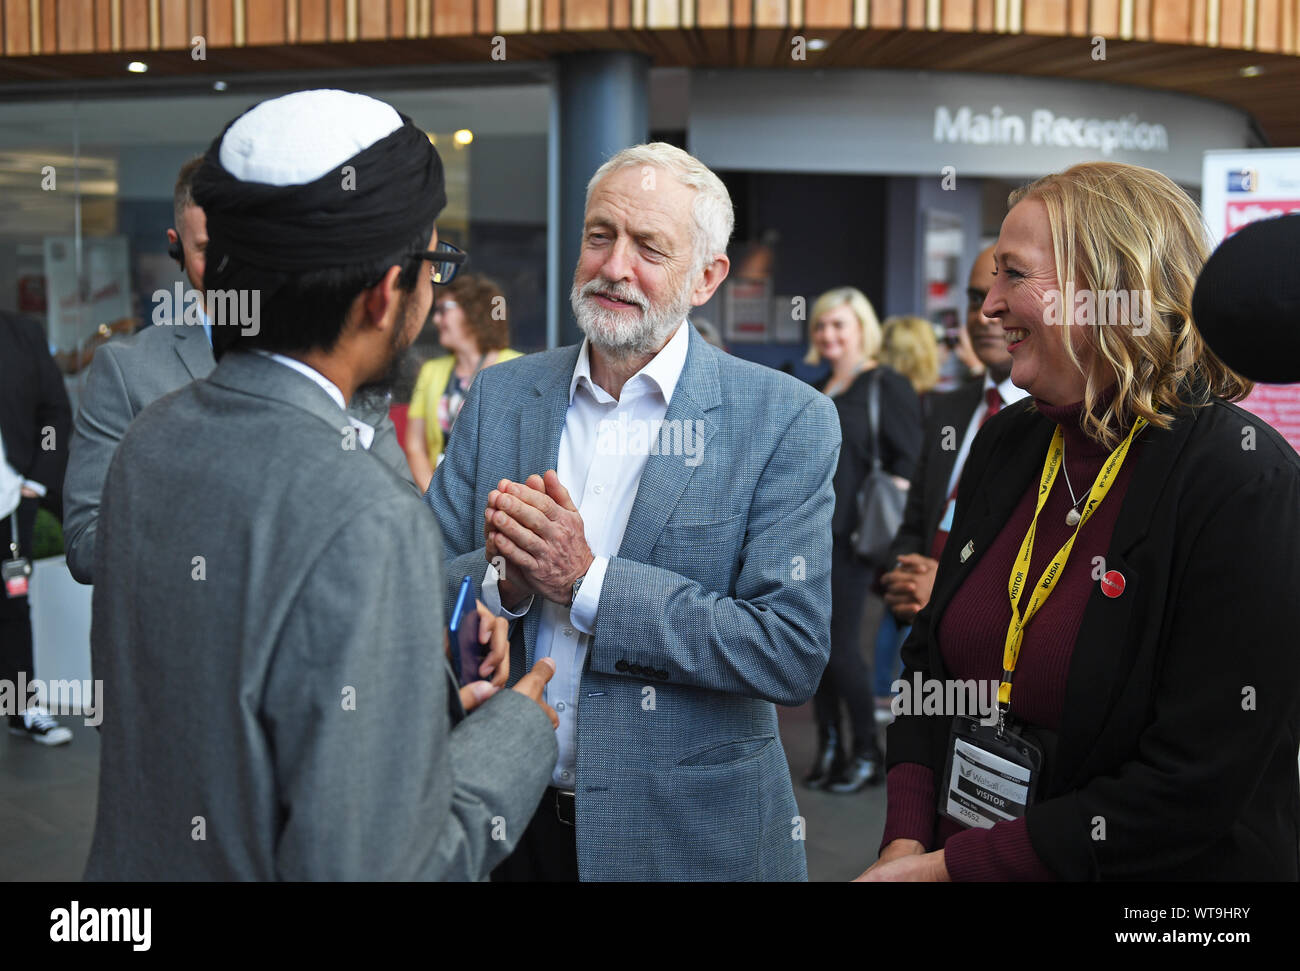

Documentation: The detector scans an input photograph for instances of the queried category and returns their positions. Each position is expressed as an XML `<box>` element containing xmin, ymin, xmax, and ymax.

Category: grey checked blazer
<box><xmin>84</xmin><ymin>350</ymin><xmax>556</xmax><ymax>881</ymax></box>
<box><xmin>425</xmin><ymin>324</ymin><xmax>841</xmax><ymax>881</ymax></box>
<box><xmin>64</xmin><ymin>322</ymin><xmax>412</xmax><ymax>584</ymax></box>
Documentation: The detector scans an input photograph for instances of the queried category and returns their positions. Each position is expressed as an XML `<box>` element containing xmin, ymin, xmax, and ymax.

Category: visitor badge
<box><xmin>2</xmin><ymin>557</ymin><xmax>32</xmax><ymax>599</ymax></box>
<box><xmin>939</xmin><ymin>715</ymin><xmax>1042</xmax><ymax>830</ymax></box>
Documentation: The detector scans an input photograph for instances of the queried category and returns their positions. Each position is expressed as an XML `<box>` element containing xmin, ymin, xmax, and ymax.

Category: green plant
<box><xmin>32</xmin><ymin>507</ymin><xmax>64</xmax><ymax>560</ymax></box>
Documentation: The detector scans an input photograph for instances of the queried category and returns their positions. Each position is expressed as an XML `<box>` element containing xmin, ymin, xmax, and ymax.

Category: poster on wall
<box><xmin>724</xmin><ymin>278</ymin><xmax>773</xmax><ymax>343</ymax></box>
<box><xmin>1202</xmin><ymin>149</ymin><xmax>1300</xmax><ymax>454</ymax></box>
<box><xmin>1202</xmin><ymin>148</ymin><xmax>1300</xmax><ymax>242</ymax></box>
<box><xmin>43</xmin><ymin>236</ymin><xmax>132</xmax><ymax>353</ymax></box>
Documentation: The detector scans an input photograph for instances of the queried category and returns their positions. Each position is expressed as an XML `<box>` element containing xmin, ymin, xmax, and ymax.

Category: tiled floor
<box><xmin>0</xmin><ymin>705</ymin><xmax>887</xmax><ymax>882</ymax></box>
<box><xmin>1</xmin><ymin>600</ymin><xmax>890</xmax><ymax>882</ymax></box>
<box><xmin>1</xmin><ymin>718</ymin><xmax>100</xmax><ymax>881</ymax></box>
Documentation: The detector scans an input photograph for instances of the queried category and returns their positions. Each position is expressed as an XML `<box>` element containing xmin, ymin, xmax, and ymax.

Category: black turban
<box><xmin>192</xmin><ymin>103</ymin><xmax>446</xmax><ymax>276</ymax></box>
<box><xmin>1192</xmin><ymin>214</ymin><xmax>1300</xmax><ymax>385</ymax></box>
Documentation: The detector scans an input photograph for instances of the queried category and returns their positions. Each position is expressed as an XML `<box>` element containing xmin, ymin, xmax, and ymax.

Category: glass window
<box><xmin>0</xmin><ymin>78</ymin><xmax>550</xmax><ymax>412</ymax></box>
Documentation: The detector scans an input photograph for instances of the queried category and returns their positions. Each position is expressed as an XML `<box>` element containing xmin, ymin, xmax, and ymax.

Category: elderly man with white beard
<box><xmin>425</xmin><ymin>143</ymin><xmax>841</xmax><ymax>881</ymax></box>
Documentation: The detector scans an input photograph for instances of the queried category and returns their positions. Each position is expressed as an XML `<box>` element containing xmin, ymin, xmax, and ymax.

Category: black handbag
<box><xmin>849</xmin><ymin>369</ymin><xmax>907</xmax><ymax>564</ymax></box>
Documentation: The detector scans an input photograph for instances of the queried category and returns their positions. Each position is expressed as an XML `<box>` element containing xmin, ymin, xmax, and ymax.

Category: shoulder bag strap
<box><xmin>866</xmin><ymin>367</ymin><xmax>884</xmax><ymax>473</ymax></box>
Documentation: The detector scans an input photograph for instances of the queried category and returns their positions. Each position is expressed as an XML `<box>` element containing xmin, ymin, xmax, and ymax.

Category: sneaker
<box><xmin>8</xmin><ymin>707</ymin><xmax>73</xmax><ymax>746</ymax></box>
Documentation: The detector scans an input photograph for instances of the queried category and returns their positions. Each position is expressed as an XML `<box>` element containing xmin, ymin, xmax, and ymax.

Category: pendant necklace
<box><xmin>1061</xmin><ymin>452</ymin><xmax>1087</xmax><ymax>527</ymax></box>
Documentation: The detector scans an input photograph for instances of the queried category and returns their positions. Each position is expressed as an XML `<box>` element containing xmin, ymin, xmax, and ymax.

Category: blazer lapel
<box><xmin>924</xmin><ymin>381</ymin><xmax>983</xmax><ymax>539</ymax></box>
<box><xmin>174</xmin><ymin>328</ymin><xmax>215</xmax><ymax>380</ymax></box>
<box><xmin>518</xmin><ymin>349</ymin><xmax>580</xmax><ymax>666</ymax></box>
<box><xmin>614</xmin><ymin>326</ymin><xmax>719</xmax><ymax>565</ymax></box>
<box><xmin>925</xmin><ymin>413</ymin><xmax>1052</xmax><ymax>647</ymax></box>
<box><xmin>1055</xmin><ymin>407</ymin><xmax>1201</xmax><ymax>786</ymax></box>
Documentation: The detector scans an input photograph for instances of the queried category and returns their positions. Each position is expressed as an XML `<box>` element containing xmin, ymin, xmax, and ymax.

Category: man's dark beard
<box><xmin>354</xmin><ymin>290</ymin><xmax>416</xmax><ymax>412</ymax></box>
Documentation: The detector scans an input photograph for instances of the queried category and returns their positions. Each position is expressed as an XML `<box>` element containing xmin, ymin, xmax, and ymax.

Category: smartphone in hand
<box><xmin>448</xmin><ymin>575</ymin><xmax>485</xmax><ymax>688</ymax></box>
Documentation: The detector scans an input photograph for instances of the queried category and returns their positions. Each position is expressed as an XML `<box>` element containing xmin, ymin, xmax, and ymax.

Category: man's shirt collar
<box><xmin>569</xmin><ymin>320</ymin><xmax>691</xmax><ymax>407</ymax></box>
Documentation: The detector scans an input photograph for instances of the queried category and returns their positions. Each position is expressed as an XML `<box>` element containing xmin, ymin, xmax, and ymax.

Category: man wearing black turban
<box><xmin>84</xmin><ymin>89</ymin><xmax>558</xmax><ymax>881</ymax></box>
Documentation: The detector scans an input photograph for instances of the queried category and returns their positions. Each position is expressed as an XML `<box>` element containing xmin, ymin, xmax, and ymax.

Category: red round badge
<box><xmin>1100</xmin><ymin>570</ymin><xmax>1126</xmax><ymax>598</ymax></box>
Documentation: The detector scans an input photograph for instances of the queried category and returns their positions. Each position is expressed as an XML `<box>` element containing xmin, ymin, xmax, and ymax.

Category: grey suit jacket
<box><xmin>84</xmin><ymin>350</ymin><xmax>556</xmax><ymax>881</ymax></box>
<box><xmin>426</xmin><ymin>324</ymin><xmax>840</xmax><ymax>880</ymax></box>
<box><xmin>64</xmin><ymin>322</ymin><xmax>413</xmax><ymax>584</ymax></box>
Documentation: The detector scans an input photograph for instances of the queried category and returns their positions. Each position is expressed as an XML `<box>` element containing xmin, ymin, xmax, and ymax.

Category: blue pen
<box><xmin>448</xmin><ymin>575</ymin><xmax>474</xmax><ymax>681</ymax></box>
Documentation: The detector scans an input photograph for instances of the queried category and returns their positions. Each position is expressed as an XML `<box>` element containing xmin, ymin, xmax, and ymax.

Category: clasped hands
<box><xmin>881</xmin><ymin>553</ymin><xmax>939</xmax><ymax>623</ymax></box>
<box><xmin>484</xmin><ymin>470</ymin><xmax>594</xmax><ymax>614</ymax></box>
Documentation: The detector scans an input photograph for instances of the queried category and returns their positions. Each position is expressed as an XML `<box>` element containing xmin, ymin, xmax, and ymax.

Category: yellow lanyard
<box><xmin>999</xmin><ymin>416</ymin><xmax>1148</xmax><ymax>712</ymax></box>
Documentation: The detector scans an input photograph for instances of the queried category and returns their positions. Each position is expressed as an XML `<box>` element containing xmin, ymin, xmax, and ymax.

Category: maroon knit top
<box><xmin>879</xmin><ymin>396</ymin><xmax>1140</xmax><ymax>880</ymax></box>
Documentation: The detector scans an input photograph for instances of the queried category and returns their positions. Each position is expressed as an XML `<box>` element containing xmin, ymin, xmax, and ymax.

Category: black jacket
<box><xmin>815</xmin><ymin>365</ymin><xmax>922</xmax><ymax>540</ymax></box>
<box><xmin>888</xmin><ymin>378</ymin><xmax>985</xmax><ymax>561</ymax></box>
<box><xmin>887</xmin><ymin>393</ymin><xmax>1300</xmax><ymax>880</ymax></box>
<box><xmin>0</xmin><ymin>311</ymin><xmax>72</xmax><ymax>518</ymax></box>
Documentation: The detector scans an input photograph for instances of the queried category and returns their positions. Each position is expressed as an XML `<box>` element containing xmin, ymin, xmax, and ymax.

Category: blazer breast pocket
<box><xmin>676</xmin><ymin>734</ymin><xmax>775</xmax><ymax>768</ymax></box>
<box><xmin>652</xmin><ymin>512</ymin><xmax>746</xmax><ymax>591</ymax></box>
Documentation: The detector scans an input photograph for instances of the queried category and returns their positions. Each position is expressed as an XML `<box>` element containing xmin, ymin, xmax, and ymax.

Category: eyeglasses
<box><xmin>421</xmin><ymin>241</ymin><xmax>467</xmax><ymax>286</ymax></box>
<box><xmin>432</xmin><ymin>299</ymin><xmax>459</xmax><ymax>315</ymax></box>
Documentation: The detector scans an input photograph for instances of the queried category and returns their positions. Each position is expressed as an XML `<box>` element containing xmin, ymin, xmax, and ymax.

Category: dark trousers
<box><xmin>0</xmin><ymin>499</ymin><xmax>37</xmax><ymax>698</ymax></box>
<box><xmin>491</xmin><ymin>788</ymin><xmax>579</xmax><ymax>882</ymax></box>
<box><xmin>810</xmin><ymin>537</ymin><xmax>880</xmax><ymax>756</ymax></box>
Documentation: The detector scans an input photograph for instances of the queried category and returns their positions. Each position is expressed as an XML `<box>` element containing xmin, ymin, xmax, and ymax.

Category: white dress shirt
<box><xmin>482</xmin><ymin>321</ymin><xmax>691</xmax><ymax>789</ymax></box>
<box><xmin>944</xmin><ymin>372</ymin><xmax>1030</xmax><ymax>499</ymax></box>
<box><xmin>0</xmin><ymin>426</ymin><xmax>47</xmax><ymax>516</ymax></box>
<box><xmin>254</xmin><ymin>350</ymin><xmax>375</xmax><ymax>449</ymax></box>
<box><xmin>0</xmin><ymin>434</ymin><xmax>22</xmax><ymax>520</ymax></box>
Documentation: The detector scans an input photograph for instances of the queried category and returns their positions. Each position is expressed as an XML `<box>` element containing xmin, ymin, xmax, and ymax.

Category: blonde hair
<box><xmin>1009</xmin><ymin>162</ymin><xmax>1251</xmax><ymax>448</ymax></box>
<box><xmin>805</xmin><ymin>287</ymin><xmax>883</xmax><ymax>366</ymax></box>
<box><xmin>880</xmin><ymin>315</ymin><xmax>941</xmax><ymax>394</ymax></box>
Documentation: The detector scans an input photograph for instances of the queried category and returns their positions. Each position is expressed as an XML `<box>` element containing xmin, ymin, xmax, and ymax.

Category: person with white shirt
<box><xmin>880</xmin><ymin>245</ymin><xmax>1031</xmax><ymax>626</ymax></box>
<box><xmin>426</xmin><ymin>142</ymin><xmax>841</xmax><ymax>881</ymax></box>
<box><xmin>0</xmin><ymin>309</ymin><xmax>73</xmax><ymax>746</ymax></box>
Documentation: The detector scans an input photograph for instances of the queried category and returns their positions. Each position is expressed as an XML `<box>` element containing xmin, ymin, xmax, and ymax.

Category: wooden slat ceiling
<box><xmin>0</xmin><ymin>28</ymin><xmax>1296</xmax><ymax>145</ymax></box>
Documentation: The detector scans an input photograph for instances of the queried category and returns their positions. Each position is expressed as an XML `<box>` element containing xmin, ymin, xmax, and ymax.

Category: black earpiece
<box><xmin>168</xmin><ymin>237</ymin><xmax>185</xmax><ymax>269</ymax></box>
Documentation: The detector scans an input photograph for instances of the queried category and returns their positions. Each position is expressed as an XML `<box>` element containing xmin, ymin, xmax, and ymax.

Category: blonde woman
<box><xmin>406</xmin><ymin>274</ymin><xmax>522</xmax><ymax>491</ymax></box>
<box><xmin>861</xmin><ymin>162</ymin><xmax>1300</xmax><ymax>881</ymax></box>
<box><xmin>804</xmin><ymin>287</ymin><xmax>922</xmax><ymax>793</ymax></box>
<box><xmin>880</xmin><ymin>314</ymin><xmax>942</xmax><ymax>398</ymax></box>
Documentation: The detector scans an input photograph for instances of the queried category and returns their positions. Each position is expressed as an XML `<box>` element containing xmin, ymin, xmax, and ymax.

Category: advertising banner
<box><xmin>1202</xmin><ymin>149</ymin><xmax>1300</xmax><ymax>454</ymax></box>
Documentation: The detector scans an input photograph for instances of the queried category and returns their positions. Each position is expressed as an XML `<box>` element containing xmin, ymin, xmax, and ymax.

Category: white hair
<box><xmin>584</xmin><ymin>142</ymin><xmax>734</xmax><ymax>275</ymax></box>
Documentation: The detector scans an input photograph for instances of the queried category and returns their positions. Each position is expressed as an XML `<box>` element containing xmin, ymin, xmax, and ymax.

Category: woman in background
<box><xmin>406</xmin><ymin>274</ymin><xmax>522</xmax><ymax>492</ymax></box>
<box><xmin>806</xmin><ymin>287</ymin><xmax>922</xmax><ymax>793</ymax></box>
<box><xmin>880</xmin><ymin>315</ymin><xmax>941</xmax><ymax>403</ymax></box>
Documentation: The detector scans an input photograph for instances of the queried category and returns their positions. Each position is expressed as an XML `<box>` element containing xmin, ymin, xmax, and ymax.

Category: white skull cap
<box><xmin>218</xmin><ymin>89</ymin><xmax>404</xmax><ymax>186</ymax></box>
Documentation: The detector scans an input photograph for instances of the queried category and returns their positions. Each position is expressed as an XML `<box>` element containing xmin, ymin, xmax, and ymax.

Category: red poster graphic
<box><xmin>1238</xmin><ymin>384</ymin><xmax>1300</xmax><ymax>456</ymax></box>
<box><xmin>1225</xmin><ymin>199</ymin><xmax>1300</xmax><ymax>235</ymax></box>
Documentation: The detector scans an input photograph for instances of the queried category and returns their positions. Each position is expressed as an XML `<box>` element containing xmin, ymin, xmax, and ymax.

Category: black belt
<box><xmin>545</xmin><ymin>787</ymin><xmax>576</xmax><ymax>827</ymax></box>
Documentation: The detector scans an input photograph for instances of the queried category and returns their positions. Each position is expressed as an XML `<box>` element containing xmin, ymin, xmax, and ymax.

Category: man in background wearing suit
<box><xmin>63</xmin><ymin>156</ymin><xmax>412</xmax><ymax>585</ymax></box>
<box><xmin>881</xmin><ymin>245</ymin><xmax>1030</xmax><ymax>624</ymax></box>
<box><xmin>85</xmin><ymin>90</ymin><xmax>558</xmax><ymax>880</ymax></box>
<box><xmin>0</xmin><ymin>311</ymin><xmax>72</xmax><ymax>745</ymax></box>
<box><xmin>427</xmin><ymin>143</ymin><xmax>840</xmax><ymax>881</ymax></box>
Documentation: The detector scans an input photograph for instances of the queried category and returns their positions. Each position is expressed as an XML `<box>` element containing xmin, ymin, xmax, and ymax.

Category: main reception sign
<box><xmin>691</xmin><ymin>69</ymin><xmax>1255</xmax><ymax>187</ymax></box>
